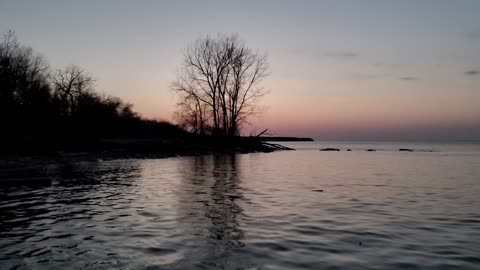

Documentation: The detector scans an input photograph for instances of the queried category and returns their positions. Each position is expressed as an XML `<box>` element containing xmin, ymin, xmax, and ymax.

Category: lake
<box><xmin>1</xmin><ymin>142</ymin><xmax>480</xmax><ymax>269</ymax></box>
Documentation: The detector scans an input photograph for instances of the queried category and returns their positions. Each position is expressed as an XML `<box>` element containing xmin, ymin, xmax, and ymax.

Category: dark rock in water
<box><xmin>366</xmin><ymin>149</ymin><xmax>376</xmax><ymax>152</ymax></box>
<box><xmin>312</xmin><ymin>189</ymin><xmax>324</xmax><ymax>192</ymax></box>
<box><xmin>347</xmin><ymin>149</ymin><xmax>352</xmax><ymax>151</ymax></box>
<box><xmin>320</xmin><ymin>148</ymin><xmax>340</xmax><ymax>151</ymax></box>
<box><xmin>399</xmin><ymin>148</ymin><xmax>414</xmax><ymax>152</ymax></box>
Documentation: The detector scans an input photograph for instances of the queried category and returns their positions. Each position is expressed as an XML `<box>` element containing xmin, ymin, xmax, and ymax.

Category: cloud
<box><xmin>465</xmin><ymin>69</ymin><xmax>479</xmax><ymax>76</ymax></box>
<box><xmin>350</xmin><ymin>74</ymin><xmax>421</xmax><ymax>82</ymax></box>
<box><xmin>324</xmin><ymin>51</ymin><xmax>358</xmax><ymax>59</ymax></box>
<box><xmin>399</xmin><ymin>76</ymin><xmax>419</xmax><ymax>81</ymax></box>
<box><xmin>467</xmin><ymin>30</ymin><xmax>480</xmax><ymax>40</ymax></box>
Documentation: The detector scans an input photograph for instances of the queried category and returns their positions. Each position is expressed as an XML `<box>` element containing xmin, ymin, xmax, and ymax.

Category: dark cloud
<box><xmin>324</xmin><ymin>51</ymin><xmax>358</xmax><ymax>59</ymax></box>
<box><xmin>465</xmin><ymin>69</ymin><xmax>479</xmax><ymax>76</ymax></box>
<box><xmin>399</xmin><ymin>76</ymin><xmax>419</xmax><ymax>81</ymax></box>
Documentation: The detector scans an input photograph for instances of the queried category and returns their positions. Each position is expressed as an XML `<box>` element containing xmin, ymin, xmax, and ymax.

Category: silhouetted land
<box><xmin>0</xmin><ymin>30</ymin><xmax>290</xmax><ymax>167</ymax></box>
<box><xmin>1</xmin><ymin>136</ymin><xmax>289</xmax><ymax>167</ymax></box>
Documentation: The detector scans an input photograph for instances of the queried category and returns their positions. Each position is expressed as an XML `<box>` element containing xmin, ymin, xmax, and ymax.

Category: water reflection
<box><xmin>176</xmin><ymin>154</ymin><xmax>245</xmax><ymax>268</ymax></box>
<box><xmin>0</xmin><ymin>160</ymin><xmax>141</xmax><ymax>269</ymax></box>
<box><xmin>2</xmin><ymin>148</ymin><xmax>480</xmax><ymax>270</ymax></box>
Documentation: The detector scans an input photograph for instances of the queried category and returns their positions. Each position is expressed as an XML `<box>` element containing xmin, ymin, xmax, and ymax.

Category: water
<box><xmin>1</xmin><ymin>142</ymin><xmax>480</xmax><ymax>269</ymax></box>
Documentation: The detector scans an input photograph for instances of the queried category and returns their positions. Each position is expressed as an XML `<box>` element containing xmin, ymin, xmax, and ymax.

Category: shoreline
<box><xmin>0</xmin><ymin>136</ymin><xmax>293</xmax><ymax>169</ymax></box>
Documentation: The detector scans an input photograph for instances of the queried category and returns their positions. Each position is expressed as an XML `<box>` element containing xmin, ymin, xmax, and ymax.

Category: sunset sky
<box><xmin>1</xmin><ymin>0</ymin><xmax>479</xmax><ymax>141</ymax></box>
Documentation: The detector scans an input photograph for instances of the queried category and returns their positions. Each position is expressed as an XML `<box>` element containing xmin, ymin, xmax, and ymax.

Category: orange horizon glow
<box><xmin>3</xmin><ymin>1</ymin><xmax>479</xmax><ymax>140</ymax></box>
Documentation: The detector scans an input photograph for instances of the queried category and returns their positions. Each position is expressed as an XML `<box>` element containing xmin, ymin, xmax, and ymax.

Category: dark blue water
<box><xmin>1</xmin><ymin>142</ymin><xmax>480</xmax><ymax>269</ymax></box>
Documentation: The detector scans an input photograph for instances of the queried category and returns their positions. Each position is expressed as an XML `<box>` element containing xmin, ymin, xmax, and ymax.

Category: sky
<box><xmin>1</xmin><ymin>0</ymin><xmax>479</xmax><ymax>141</ymax></box>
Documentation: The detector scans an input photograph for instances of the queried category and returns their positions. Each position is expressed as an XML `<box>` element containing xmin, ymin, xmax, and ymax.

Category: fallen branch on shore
<box><xmin>262</xmin><ymin>142</ymin><xmax>294</xmax><ymax>151</ymax></box>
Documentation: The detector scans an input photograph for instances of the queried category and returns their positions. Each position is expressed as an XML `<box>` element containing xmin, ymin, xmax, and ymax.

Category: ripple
<box><xmin>1</xmin><ymin>153</ymin><xmax>480</xmax><ymax>270</ymax></box>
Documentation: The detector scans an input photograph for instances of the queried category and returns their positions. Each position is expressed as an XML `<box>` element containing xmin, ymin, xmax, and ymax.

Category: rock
<box><xmin>312</xmin><ymin>189</ymin><xmax>324</xmax><ymax>192</ymax></box>
<box><xmin>320</xmin><ymin>148</ymin><xmax>340</xmax><ymax>151</ymax></box>
<box><xmin>366</xmin><ymin>149</ymin><xmax>376</xmax><ymax>152</ymax></box>
<box><xmin>347</xmin><ymin>149</ymin><xmax>352</xmax><ymax>151</ymax></box>
<box><xmin>399</xmin><ymin>148</ymin><xmax>414</xmax><ymax>152</ymax></box>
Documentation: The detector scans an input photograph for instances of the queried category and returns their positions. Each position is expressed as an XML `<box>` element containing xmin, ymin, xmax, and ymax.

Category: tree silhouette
<box><xmin>0</xmin><ymin>30</ymin><xmax>53</xmax><ymax>139</ymax></box>
<box><xmin>53</xmin><ymin>65</ymin><xmax>94</xmax><ymax>117</ymax></box>
<box><xmin>0</xmin><ymin>30</ymin><xmax>186</xmax><ymax>153</ymax></box>
<box><xmin>171</xmin><ymin>34</ymin><xmax>269</xmax><ymax>136</ymax></box>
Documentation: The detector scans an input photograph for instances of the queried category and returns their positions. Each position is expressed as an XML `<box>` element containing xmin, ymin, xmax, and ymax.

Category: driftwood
<box><xmin>256</xmin><ymin>128</ymin><xmax>269</xmax><ymax>137</ymax></box>
<box><xmin>262</xmin><ymin>142</ymin><xmax>294</xmax><ymax>151</ymax></box>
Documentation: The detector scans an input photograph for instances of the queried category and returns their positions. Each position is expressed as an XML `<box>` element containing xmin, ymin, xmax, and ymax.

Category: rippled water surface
<box><xmin>1</xmin><ymin>142</ymin><xmax>480</xmax><ymax>269</ymax></box>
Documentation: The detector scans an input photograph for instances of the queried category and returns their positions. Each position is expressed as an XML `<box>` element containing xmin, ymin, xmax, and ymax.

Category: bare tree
<box><xmin>174</xmin><ymin>91</ymin><xmax>210</xmax><ymax>134</ymax></box>
<box><xmin>1</xmin><ymin>30</ymin><xmax>188</xmax><ymax>145</ymax></box>
<box><xmin>0</xmin><ymin>30</ymin><xmax>50</xmax><ymax>119</ymax></box>
<box><xmin>53</xmin><ymin>65</ymin><xmax>94</xmax><ymax>116</ymax></box>
<box><xmin>171</xmin><ymin>34</ymin><xmax>268</xmax><ymax>136</ymax></box>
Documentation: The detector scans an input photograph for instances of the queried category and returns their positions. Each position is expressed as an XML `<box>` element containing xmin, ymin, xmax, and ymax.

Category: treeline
<box><xmin>0</xmin><ymin>30</ymin><xmax>185</xmax><ymax>151</ymax></box>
